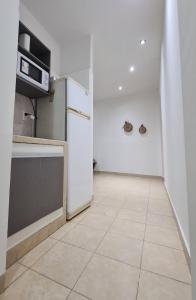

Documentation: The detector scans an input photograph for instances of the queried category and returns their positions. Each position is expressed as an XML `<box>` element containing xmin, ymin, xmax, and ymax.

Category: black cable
<box><xmin>29</xmin><ymin>98</ymin><xmax>37</xmax><ymax>137</ymax></box>
<box><xmin>29</xmin><ymin>98</ymin><xmax>37</xmax><ymax>119</ymax></box>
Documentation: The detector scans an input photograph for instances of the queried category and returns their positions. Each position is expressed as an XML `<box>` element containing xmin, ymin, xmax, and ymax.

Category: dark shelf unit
<box><xmin>18</xmin><ymin>45</ymin><xmax>50</xmax><ymax>72</ymax></box>
<box><xmin>16</xmin><ymin>21</ymin><xmax>51</xmax><ymax>98</ymax></box>
<box><xmin>16</xmin><ymin>76</ymin><xmax>49</xmax><ymax>98</ymax></box>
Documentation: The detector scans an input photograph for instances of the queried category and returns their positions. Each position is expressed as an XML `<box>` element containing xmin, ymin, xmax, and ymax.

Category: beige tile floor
<box><xmin>0</xmin><ymin>173</ymin><xmax>192</xmax><ymax>300</ymax></box>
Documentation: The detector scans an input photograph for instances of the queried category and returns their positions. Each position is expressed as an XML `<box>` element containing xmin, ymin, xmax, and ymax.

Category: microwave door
<box><xmin>17</xmin><ymin>51</ymin><xmax>49</xmax><ymax>92</ymax></box>
<box><xmin>29</xmin><ymin>63</ymin><xmax>42</xmax><ymax>84</ymax></box>
<box><xmin>21</xmin><ymin>59</ymin><xmax>29</xmax><ymax>75</ymax></box>
<box><xmin>20</xmin><ymin>57</ymin><xmax>42</xmax><ymax>84</ymax></box>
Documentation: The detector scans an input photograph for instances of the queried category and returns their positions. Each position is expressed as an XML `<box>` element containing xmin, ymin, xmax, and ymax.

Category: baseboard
<box><xmin>6</xmin><ymin>214</ymin><xmax>66</xmax><ymax>269</ymax></box>
<box><xmin>94</xmin><ymin>170</ymin><xmax>163</xmax><ymax>180</ymax></box>
<box><xmin>0</xmin><ymin>273</ymin><xmax>5</xmax><ymax>294</ymax></box>
<box><xmin>66</xmin><ymin>201</ymin><xmax>92</xmax><ymax>220</ymax></box>
<box><xmin>164</xmin><ymin>184</ymin><xmax>191</xmax><ymax>271</ymax></box>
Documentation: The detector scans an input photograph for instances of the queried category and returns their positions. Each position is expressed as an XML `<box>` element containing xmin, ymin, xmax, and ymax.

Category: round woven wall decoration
<box><xmin>123</xmin><ymin>121</ymin><xmax>133</xmax><ymax>133</ymax></box>
<box><xmin>139</xmin><ymin>124</ymin><xmax>147</xmax><ymax>134</ymax></box>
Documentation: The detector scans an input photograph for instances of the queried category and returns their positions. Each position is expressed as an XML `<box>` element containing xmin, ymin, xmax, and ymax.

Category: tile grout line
<box><xmin>141</xmin><ymin>268</ymin><xmax>192</xmax><ymax>286</ymax></box>
<box><xmin>142</xmin><ymin>239</ymin><xmax>184</xmax><ymax>252</ymax></box>
<box><xmin>144</xmin><ymin>222</ymin><xmax>178</xmax><ymax>232</ymax></box>
<box><xmin>70</xmin><ymin>195</ymin><xmax>127</xmax><ymax>295</ymax></box>
<box><xmin>32</xmin><ymin>235</ymin><xmax>192</xmax><ymax>288</ymax></box>
<box><xmin>18</xmin><ymin>249</ymin><xmax>191</xmax><ymax>298</ymax></box>
<box><xmin>4</xmin><ymin>237</ymin><xmax>60</xmax><ymax>291</ymax></box>
<box><xmin>43</xmin><ymin>187</ymin><xmax>150</xmax><ymax>298</ymax></box>
<box><xmin>16</xmin><ymin>209</ymin><xmax>121</xmax><ymax>297</ymax></box>
<box><xmin>18</xmin><ymin>265</ymin><xmax>72</xmax><ymax>291</ymax></box>
<box><xmin>59</xmin><ymin>229</ymin><xmax>144</xmax><ymax>248</ymax></box>
<box><xmin>93</xmin><ymin>252</ymin><xmax>140</xmax><ymax>270</ymax></box>
<box><xmin>4</xmin><ymin>176</ymin><xmax>191</xmax><ymax>298</ymax></box>
<box><xmin>136</xmin><ymin>178</ymin><xmax>152</xmax><ymax>300</ymax></box>
<box><xmin>18</xmin><ymin>237</ymin><xmax>60</xmax><ymax>270</ymax></box>
<box><xmin>20</xmin><ymin>196</ymin><xmax>124</xmax><ymax>298</ymax></box>
<box><xmin>139</xmin><ymin>179</ymin><xmax>192</xmax><ymax>290</ymax></box>
<box><xmin>75</xmin><ymin>203</ymin><xmax>178</xmax><ymax>230</ymax></box>
<box><xmin>4</xmin><ymin>265</ymin><xmax>29</xmax><ymax>291</ymax></box>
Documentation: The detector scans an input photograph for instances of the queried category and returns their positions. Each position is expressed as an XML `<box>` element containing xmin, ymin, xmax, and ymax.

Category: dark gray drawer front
<box><xmin>8</xmin><ymin>157</ymin><xmax>64</xmax><ymax>237</ymax></box>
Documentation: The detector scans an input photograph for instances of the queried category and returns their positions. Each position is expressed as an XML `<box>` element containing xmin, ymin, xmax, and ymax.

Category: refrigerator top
<box><xmin>53</xmin><ymin>75</ymin><xmax>89</xmax><ymax>95</ymax></box>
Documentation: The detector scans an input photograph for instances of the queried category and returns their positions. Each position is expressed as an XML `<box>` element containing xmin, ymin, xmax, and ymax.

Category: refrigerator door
<box><xmin>66</xmin><ymin>77</ymin><xmax>92</xmax><ymax>217</ymax></box>
<box><xmin>67</xmin><ymin>78</ymin><xmax>90</xmax><ymax>114</ymax></box>
<box><xmin>67</xmin><ymin>111</ymin><xmax>92</xmax><ymax>215</ymax></box>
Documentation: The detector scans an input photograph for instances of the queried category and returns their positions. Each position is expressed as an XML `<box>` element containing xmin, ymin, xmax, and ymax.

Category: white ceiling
<box><xmin>22</xmin><ymin>0</ymin><xmax>164</xmax><ymax>100</ymax></box>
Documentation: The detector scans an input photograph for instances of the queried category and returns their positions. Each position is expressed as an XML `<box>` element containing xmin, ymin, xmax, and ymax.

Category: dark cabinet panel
<box><xmin>8</xmin><ymin>157</ymin><xmax>64</xmax><ymax>236</ymax></box>
<box><xmin>16</xmin><ymin>22</ymin><xmax>51</xmax><ymax>98</ymax></box>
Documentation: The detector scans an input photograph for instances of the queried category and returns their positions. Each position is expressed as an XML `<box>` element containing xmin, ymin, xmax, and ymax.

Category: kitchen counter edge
<box><xmin>13</xmin><ymin>135</ymin><xmax>66</xmax><ymax>146</ymax></box>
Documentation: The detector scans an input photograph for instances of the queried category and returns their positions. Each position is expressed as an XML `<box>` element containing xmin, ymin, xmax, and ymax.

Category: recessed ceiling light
<box><xmin>129</xmin><ymin>66</ymin><xmax>135</xmax><ymax>72</ymax></box>
<box><xmin>118</xmin><ymin>86</ymin><xmax>123</xmax><ymax>91</ymax></box>
<box><xmin>140</xmin><ymin>39</ymin><xmax>146</xmax><ymax>46</ymax></box>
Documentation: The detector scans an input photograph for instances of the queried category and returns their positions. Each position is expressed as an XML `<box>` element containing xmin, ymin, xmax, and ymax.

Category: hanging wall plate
<box><xmin>139</xmin><ymin>124</ymin><xmax>147</xmax><ymax>134</ymax></box>
<box><xmin>123</xmin><ymin>121</ymin><xmax>133</xmax><ymax>133</ymax></box>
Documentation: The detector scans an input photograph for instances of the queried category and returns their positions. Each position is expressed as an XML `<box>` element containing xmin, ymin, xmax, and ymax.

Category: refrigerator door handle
<box><xmin>66</xmin><ymin>107</ymin><xmax>91</xmax><ymax>120</ymax></box>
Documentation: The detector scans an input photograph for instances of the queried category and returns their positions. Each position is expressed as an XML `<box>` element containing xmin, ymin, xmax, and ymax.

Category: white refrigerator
<box><xmin>36</xmin><ymin>77</ymin><xmax>93</xmax><ymax>219</ymax></box>
<box><xmin>66</xmin><ymin>79</ymin><xmax>92</xmax><ymax>218</ymax></box>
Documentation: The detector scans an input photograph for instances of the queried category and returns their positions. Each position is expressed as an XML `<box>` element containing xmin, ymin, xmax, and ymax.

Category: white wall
<box><xmin>70</xmin><ymin>69</ymin><xmax>90</xmax><ymax>90</ymax></box>
<box><xmin>0</xmin><ymin>0</ymin><xmax>19</xmax><ymax>276</ymax></box>
<box><xmin>61</xmin><ymin>36</ymin><xmax>92</xmax><ymax>90</ymax></box>
<box><xmin>20</xmin><ymin>3</ymin><xmax>92</xmax><ymax>87</ymax></box>
<box><xmin>89</xmin><ymin>37</ymin><xmax>94</xmax><ymax>200</ymax></box>
<box><xmin>61</xmin><ymin>36</ymin><xmax>91</xmax><ymax>75</ymax></box>
<box><xmin>160</xmin><ymin>0</ymin><xmax>190</xmax><ymax>255</ymax></box>
<box><xmin>94</xmin><ymin>91</ymin><xmax>162</xmax><ymax>176</ymax></box>
<box><xmin>19</xmin><ymin>3</ymin><xmax>61</xmax><ymax>77</ymax></box>
<box><xmin>177</xmin><ymin>0</ymin><xmax>196</xmax><ymax>296</ymax></box>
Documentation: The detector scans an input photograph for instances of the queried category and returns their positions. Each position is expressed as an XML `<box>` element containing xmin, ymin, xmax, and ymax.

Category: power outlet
<box><xmin>22</xmin><ymin>112</ymin><xmax>27</xmax><ymax>121</ymax></box>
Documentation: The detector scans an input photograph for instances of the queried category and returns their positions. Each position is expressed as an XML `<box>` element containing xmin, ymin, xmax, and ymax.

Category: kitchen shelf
<box><xmin>18</xmin><ymin>45</ymin><xmax>50</xmax><ymax>72</ymax></box>
<box><xmin>16</xmin><ymin>76</ymin><xmax>49</xmax><ymax>98</ymax></box>
<box><xmin>18</xmin><ymin>22</ymin><xmax>51</xmax><ymax>68</ymax></box>
<box><xmin>15</xmin><ymin>21</ymin><xmax>51</xmax><ymax>98</ymax></box>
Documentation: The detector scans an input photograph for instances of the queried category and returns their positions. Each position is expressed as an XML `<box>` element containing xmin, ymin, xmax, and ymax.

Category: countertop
<box><xmin>13</xmin><ymin>135</ymin><xmax>66</xmax><ymax>146</ymax></box>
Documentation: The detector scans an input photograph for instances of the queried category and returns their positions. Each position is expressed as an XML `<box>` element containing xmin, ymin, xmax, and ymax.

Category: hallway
<box><xmin>0</xmin><ymin>174</ymin><xmax>192</xmax><ymax>299</ymax></box>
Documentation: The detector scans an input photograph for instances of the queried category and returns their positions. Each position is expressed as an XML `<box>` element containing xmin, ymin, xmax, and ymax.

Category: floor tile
<box><xmin>110</xmin><ymin>218</ymin><xmax>145</xmax><ymax>240</ymax></box>
<box><xmin>93</xmin><ymin>198</ymin><xmax>125</xmax><ymax>209</ymax></box>
<box><xmin>137</xmin><ymin>270</ymin><xmax>192</xmax><ymax>300</ymax></box>
<box><xmin>117</xmin><ymin>209</ymin><xmax>146</xmax><ymax>223</ymax></box>
<box><xmin>0</xmin><ymin>270</ymin><xmax>70</xmax><ymax>300</ymax></box>
<box><xmin>148</xmin><ymin>198</ymin><xmax>173</xmax><ymax>217</ymax></box>
<box><xmin>142</xmin><ymin>242</ymin><xmax>191</xmax><ymax>283</ymax></box>
<box><xmin>4</xmin><ymin>263</ymin><xmax>27</xmax><ymax>288</ymax></box>
<box><xmin>32</xmin><ymin>241</ymin><xmax>92</xmax><ymax>288</ymax></box>
<box><xmin>19</xmin><ymin>237</ymin><xmax>56</xmax><ymax>267</ymax></box>
<box><xmin>79</xmin><ymin>213</ymin><xmax>114</xmax><ymax>231</ymax></box>
<box><xmin>61</xmin><ymin>224</ymin><xmax>105</xmax><ymax>251</ymax></box>
<box><xmin>50</xmin><ymin>222</ymin><xmax>77</xmax><ymax>240</ymax></box>
<box><xmin>124</xmin><ymin>192</ymin><xmax>149</xmax><ymax>201</ymax></box>
<box><xmin>96</xmin><ymin>232</ymin><xmax>143</xmax><ymax>267</ymax></box>
<box><xmin>67</xmin><ymin>291</ymin><xmax>89</xmax><ymax>300</ymax></box>
<box><xmin>2</xmin><ymin>174</ymin><xmax>192</xmax><ymax>299</ymax></box>
<box><xmin>88</xmin><ymin>203</ymin><xmax>118</xmax><ymax>217</ymax></box>
<box><xmin>149</xmin><ymin>193</ymin><xmax>169</xmax><ymax>201</ymax></box>
<box><xmin>145</xmin><ymin>225</ymin><xmax>183</xmax><ymax>250</ymax></box>
<box><xmin>127</xmin><ymin>189</ymin><xmax>150</xmax><ymax>198</ymax></box>
<box><xmin>122</xmin><ymin>197</ymin><xmax>148</xmax><ymax>213</ymax></box>
<box><xmin>150</xmin><ymin>184</ymin><xmax>168</xmax><ymax>199</ymax></box>
<box><xmin>147</xmin><ymin>213</ymin><xmax>177</xmax><ymax>230</ymax></box>
<box><xmin>70</xmin><ymin>210</ymin><xmax>90</xmax><ymax>224</ymax></box>
<box><xmin>124</xmin><ymin>182</ymin><xmax>150</xmax><ymax>197</ymax></box>
<box><xmin>74</xmin><ymin>254</ymin><xmax>140</xmax><ymax>300</ymax></box>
